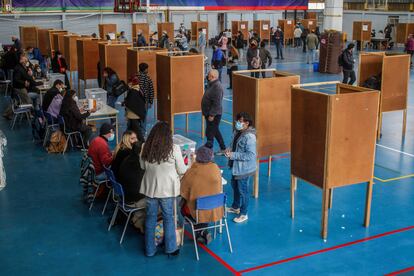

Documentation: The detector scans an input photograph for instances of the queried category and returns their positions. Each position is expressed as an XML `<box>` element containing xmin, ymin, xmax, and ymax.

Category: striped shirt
<box><xmin>137</xmin><ymin>72</ymin><xmax>154</xmax><ymax>105</ymax></box>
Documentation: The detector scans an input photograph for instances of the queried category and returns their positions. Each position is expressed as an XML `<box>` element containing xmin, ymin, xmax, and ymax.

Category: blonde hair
<box><xmin>113</xmin><ymin>130</ymin><xmax>136</xmax><ymax>157</ymax></box>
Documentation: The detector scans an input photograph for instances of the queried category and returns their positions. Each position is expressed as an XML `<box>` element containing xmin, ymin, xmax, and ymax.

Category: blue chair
<box><xmin>106</xmin><ymin>167</ymin><xmax>144</xmax><ymax>244</ymax></box>
<box><xmin>57</xmin><ymin>115</ymin><xmax>85</xmax><ymax>154</ymax></box>
<box><xmin>181</xmin><ymin>193</ymin><xmax>233</xmax><ymax>260</ymax></box>
<box><xmin>101</xmin><ymin>167</ymin><xmax>115</xmax><ymax>215</ymax></box>
<box><xmin>10</xmin><ymin>95</ymin><xmax>32</xmax><ymax>130</ymax></box>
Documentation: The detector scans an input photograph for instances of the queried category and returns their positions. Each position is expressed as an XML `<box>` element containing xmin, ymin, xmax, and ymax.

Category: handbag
<box><xmin>112</xmin><ymin>80</ymin><xmax>128</xmax><ymax>97</ymax></box>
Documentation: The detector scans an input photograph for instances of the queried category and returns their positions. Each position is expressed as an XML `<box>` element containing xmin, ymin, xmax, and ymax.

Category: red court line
<box><xmin>183</xmin><ymin>230</ymin><xmax>240</xmax><ymax>276</ymax></box>
<box><xmin>385</xmin><ymin>266</ymin><xmax>414</xmax><ymax>276</ymax></box>
<box><xmin>239</xmin><ymin>225</ymin><xmax>414</xmax><ymax>274</ymax></box>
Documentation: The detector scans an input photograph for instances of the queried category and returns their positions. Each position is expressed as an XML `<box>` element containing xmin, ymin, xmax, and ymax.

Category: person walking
<box><xmin>198</xmin><ymin>28</ymin><xmax>207</xmax><ymax>55</ymax></box>
<box><xmin>340</xmin><ymin>43</ymin><xmax>356</xmax><ymax>85</ymax></box>
<box><xmin>301</xmin><ymin>28</ymin><xmax>309</xmax><ymax>53</ymax></box>
<box><xmin>273</xmin><ymin>26</ymin><xmax>284</xmax><ymax>59</ymax></box>
<box><xmin>259</xmin><ymin>41</ymin><xmax>272</xmax><ymax>78</ymax></box>
<box><xmin>201</xmin><ymin>69</ymin><xmax>226</xmax><ymax>154</ymax></box>
<box><xmin>225</xmin><ymin>112</ymin><xmax>257</xmax><ymax>223</ymax></box>
<box><xmin>140</xmin><ymin>121</ymin><xmax>187</xmax><ymax>257</ymax></box>
<box><xmin>211</xmin><ymin>45</ymin><xmax>225</xmax><ymax>82</ymax></box>
<box><xmin>294</xmin><ymin>25</ymin><xmax>302</xmax><ymax>47</ymax></box>
<box><xmin>306</xmin><ymin>30</ymin><xmax>319</xmax><ymax>64</ymax></box>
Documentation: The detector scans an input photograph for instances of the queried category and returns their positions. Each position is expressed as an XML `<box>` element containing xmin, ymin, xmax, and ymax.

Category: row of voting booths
<box><xmin>278</xmin><ymin>19</ymin><xmax>317</xmax><ymax>45</ymax></box>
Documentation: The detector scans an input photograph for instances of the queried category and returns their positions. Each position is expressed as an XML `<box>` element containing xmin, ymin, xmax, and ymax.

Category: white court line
<box><xmin>223</xmin><ymin>97</ymin><xmax>233</xmax><ymax>102</ymax></box>
<box><xmin>376</xmin><ymin>144</ymin><xmax>414</xmax><ymax>158</ymax></box>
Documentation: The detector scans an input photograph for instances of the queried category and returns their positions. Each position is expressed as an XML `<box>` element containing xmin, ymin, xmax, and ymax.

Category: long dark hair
<box><xmin>141</xmin><ymin>121</ymin><xmax>173</xmax><ymax>164</ymax></box>
<box><xmin>103</xmin><ymin>67</ymin><xmax>116</xmax><ymax>77</ymax></box>
<box><xmin>63</xmin><ymin>89</ymin><xmax>76</xmax><ymax>103</ymax></box>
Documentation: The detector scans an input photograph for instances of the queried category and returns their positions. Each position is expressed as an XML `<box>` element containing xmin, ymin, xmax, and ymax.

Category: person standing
<box><xmin>137</xmin><ymin>62</ymin><xmax>154</xmax><ymax>134</ymax></box>
<box><xmin>259</xmin><ymin>41</ymin><xmax>272</xmax><ymax>78</ymax></box>
<box><xmin>227</xmin><ymin>46</ymin><xmax>239</xmax><ymax>89</ymax></box>
<box><xmin>274</xmin><ymin>26</ymin><xmax>284</xmax><ymax>59</ymax></box>
<box><xmin>124</xmin><ymin>76</ymin><xmax>146</xmax><ymax>141</ymax></box>
<box><xmin>294</xmin><ymin>25</ymin><xmax>302</xmax><ymax>47</ymax></box>
<box><xmin>211</xmin><ymin>45</ymin><xmax>225</xmax><ymax>82</ymax></box>
<box><xmin>225</xmin><ymin>112</ymin><xmax>257</xmax><ymax>223</ymax></box>
<box><xmin>11</xmin><ymin>36</ymin><xmax>22</xmax><ymax>53</ymax></box>
<box><xmin>140</xmin><ymin>121</ymin><xmax>187</xmax><ymax>257</ymax></box>
<box><xmin>340</xmin><ymin>43</ymin><xmax>356</xmax><ymax>85</ymax></box>
<box><xmin>301</xmin><ymin>28</ymin><xmax>309</xmax><ymax>53</ymax></box>
<box><xmin>235</xmin><ymin>31</ymin><xmax>245</xmax><ymax>62</ymax></box>
<box><xmin>201</xmin><ymin>69</ymin><xmax>226</xmax><ymax>154</ymax></box>
<box><xmin>159</xmin><ymin>31</ymin><xmax>170</xmax><ymax>49</ymax></box>
<box><xmin>103</xmin><ymin>67</ymin><xmax>120</xmax><ymax>110</ymax></box>
<box><xmin>246</xmin><ymin>39</ymin><xmax>260</xmax><ymax>78</ymax></box>
<box><xmin>306</xmin><ymin>30</ymin><xmax>319</xmax><ymax>64</ymax></box>
<box><xmin>405</xmin><ymin>34</ymin><xmax>414</xmax><ymax>68</ymax></box>
<box><xmin>136</xmin><ymin>30</ymin><xmax>147</xmax><ymax>47</ymax></box>
<box><xmin>51</xmin><ymin>50</ymin><xmax>71</xmax><ymax>89</ymax></box>
<box><xmin>218</xmin><ymin>33</ymin><xmax>228</xmax><ymax>57</ymax></box>
<box><xmin>197</xmin><ymin>28</ymin><xmax>207</xmax><ymax>55</ymax></box>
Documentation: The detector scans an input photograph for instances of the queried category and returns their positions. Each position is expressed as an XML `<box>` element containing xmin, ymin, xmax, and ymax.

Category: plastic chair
<box><xmin>106</xmin><ymin>166</ymin><xmax>144</xmax><ymax>244</ymax></box>
<box><xmin>80</xmin><ymin>153</ymin><xmax>107</xmax><ymax>211</ymax></box>
<box><xmin>57</xmin><ymin>115</ymin><xmax>85</xmax><ymax>154</ymax></box>
<box><xmin>0</xmin><ymin>68</ymin><xmax>11</xmax><ymax>97</ymax></box>
<box><xmin>10</xmin><ymin>95</ymin><xmax>32</xmax><ymax>130</ymax></box>
<box><xmin>101</xmin><ymin>166</ymin><xmax>115</xmax><ymax>215</ymax></box>
<box><xmin>43</xmin><ymin>111</ymin><xmax>60</xmax><ymax>147</ymax></box>
<box><xmin>181</xmin><ymin>193</ymin><xmax>233</xmax><ymax>260</ymax></box>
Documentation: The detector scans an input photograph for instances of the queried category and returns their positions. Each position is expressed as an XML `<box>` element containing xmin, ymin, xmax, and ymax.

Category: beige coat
<box><xmin>180</xmin><ymin>162</ymin><xmax>223</xmax><ymax>223</ymax></box>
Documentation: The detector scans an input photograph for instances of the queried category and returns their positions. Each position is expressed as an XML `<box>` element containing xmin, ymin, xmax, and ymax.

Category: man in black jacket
<box><xmin>42</xmin><ymin>79</ymin><xmax>65</xmax><ymax>112</ymax></box>
<box><xmin>201</xmin><ymin>69</ymin><xmax>226</xmax><ymax>154</ymax></box>
<box><xmin>341</xmin><ymin>43</ymin><xmax>356</xmax><ymax>85</ymax></box>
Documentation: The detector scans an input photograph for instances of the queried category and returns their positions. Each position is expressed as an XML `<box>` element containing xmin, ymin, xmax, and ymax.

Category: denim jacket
<box><xmin>229</xmin><ymin>128</ymin><xmax>257</xmax><ymax>177</ymax></box>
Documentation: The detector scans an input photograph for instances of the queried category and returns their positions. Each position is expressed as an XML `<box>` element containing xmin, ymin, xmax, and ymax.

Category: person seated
<box><xmin>26</xmin><ymin>67</ymin><xmax>42</xmax><ymax>111</ymax></box>
<box><xmin>180</xmin><ymin>146</ymin><xmax>223</xmax><ymax>245</ymax></box>
<box><xmin>42</xmin><ymin>79</ymin><xmax>65</xmax><ymax>114</ymax></box>
<box><xmin>117</xmin><ymin>142</ymin><xmax>146</xmax><ymax>232</ymax></box>
<box><xmin>47</xmin><ymin>86</ymin><xmax>65</xmax><ymax>120</ymax></box>
<box><xmin>111</xmin><ymin>130</ymin><xmax>138</xmax><ymax>179</ymax></box>
<box><xmin>87</xmin><ymin>123</ymin><xmax>114</xmax><ymax>181</ymax></box>
<box><xmin>59</xmin><ymin>90</ymin><xmax>95</xmax><ymax>147</ymax></box>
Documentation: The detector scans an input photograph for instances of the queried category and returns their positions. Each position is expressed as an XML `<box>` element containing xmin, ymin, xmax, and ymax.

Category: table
<box><xmin>85</xmin><ymin>104</ymin><xmax>120</xmax><ymax>143</ymax></box>
<box><xmin>36</xmin><ymin>81</ymin><xmax>51</xmax><ymax>106</ymax></box>
<box><xmin>370</xmin><ymin>38</ymin><xmax>388</xmax><ymax>50</ymax></box>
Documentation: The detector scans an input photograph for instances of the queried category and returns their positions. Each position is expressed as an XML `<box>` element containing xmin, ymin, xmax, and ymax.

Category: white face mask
<box><xmin>25</xmin><ymin>62</ymin><xmax>30</xmax><ymax>67</ymax></box>
<box><xmin>108</xmin><ymin>133</ymin><xmax>115</xmax><ymax>142</ymax></box>
<box><xmin>73</xmin><ymin>96</ymin><xmax>79</xmax><ymax>102</ymax></box>
<box><xmin>36</xmin><ymin>68</ymin><xmax>41</xmax><ymax>73</ymax></box>
<box><xmin>58</xmin><ymin>87</ymin><xmax>63</xmax><ymax>93</ymax></box>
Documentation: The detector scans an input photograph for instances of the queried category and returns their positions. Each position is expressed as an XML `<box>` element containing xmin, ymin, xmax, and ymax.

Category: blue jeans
<box><xmin>145</xmin><ymin>197</ymin><xmax>177</xmax><ymax>256</ymax></box>
<box><xmin>217</xmin><ymin>67</ymin><xmax>223</xmax><ymax>82</ymax></box>
<box><xmin>307</xmin><ymin>49</ymin><xmax>316</xmax><ymax>63</ymax></box>
<box><xmin>107</xmin><ymin>95</ymin><xmax>118</xmax><ymax>124</ymax></box>
<box><xmin>231</xmin><ymin>176</ymin><xmax>251</xmax><ymax>216</ymax></box>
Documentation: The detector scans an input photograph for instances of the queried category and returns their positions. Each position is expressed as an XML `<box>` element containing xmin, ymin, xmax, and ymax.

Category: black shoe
<box><xmin>167</xmin><ymin>249</ymin><xmax>180</xmax><ymax>257</ymax></box>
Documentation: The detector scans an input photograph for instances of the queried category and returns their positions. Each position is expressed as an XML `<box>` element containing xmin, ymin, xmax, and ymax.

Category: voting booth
<box><xmin>232</xmin><ymin>21</ymin><xmax>249</xmax><ymax>41</ymax></box>
<box><xmin>191</xmin><ymin>21</ymin><xmax>208</xmax><ymax>45</ymax></box>
<box><xmin>278</xmin><ymin>19</ymin><xmax>295</xmax><ymax>45</ymax></box>
<box><xmin>19</xmin><ymin>26</ymin><xmax>38</xmax><ymax>49</ymax></box>
<box><xmin>156</xmin><ymin>52</ymin><xmax>204</xmax><ymax>136</ymax></box>
<box><xmin>396</xmin><ymin>23</ymin><xmax>414</xmax><ymax>44</ymax></box>
<box><xmin>233</xmin><ymin>69</ymin><xmax>300</xmax><ymax>198</ymax></box>
<box><xmin>77</xmin><ymin>38</ymin><xmax>101</xmax><ymax>95</ymax></box>
<box><xmin>99</xmin><ymin>24</ymin><xmax>117</xmax><ymax>40</ymax></box>
<box><xmin>353</xmin><ymin>21</ymin><xmax>372</xmax><ymax>43</ymax></box>
<box><xmin>99</xmin><ymin>42</ymin><xmax>132</xmax><ymax>82</ymax></box>
<box><xmin>291</xmin><ymin>82</ymin><xmax>380</xmax><ymax>239</ymax></box>
<box><xmin>52</xmin><ymin>32</ymin><xmax>68</xmax><ymax>55</ymax></box>
<box><xmin>157</xmin><ymin>22</ymin><xmax>174</xmax><ymax>41</ymax></box>
<box><xmin>300</xmin><ymin>19</ymin><xmax>317</xmax><ymax>32</ymax></box>
<box><xmin>253</xmin><ymin>20</ymin><xmax>271</xmax><ymax>41</ymax></box>
<box><xmin>132</xmin><ymin>23</ymin><xmax>150</xmax><ymax>45</ymax></box>
<box><xmin>48</xmin><ymin>30</ymin><xmax>68</xmax><ymax>56</ymax></box>
<box><xmin>64</xmin><ymin>34</ymin><xmax>82</xmax><ymax>87</ymax></box>
<box><xmin>358</xmin><ymin>52</ymin><xmax>410</xmax><ymax>139</ymax></box>
<box><xmin>37</xmin><ymin>28</ymin><xmax>53</xmax><ymax>55</ymax></box>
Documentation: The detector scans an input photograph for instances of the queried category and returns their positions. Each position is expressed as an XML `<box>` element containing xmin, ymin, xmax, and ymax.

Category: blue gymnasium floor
<box><xmin>1</xmin><ymin>46</ymin><xmax>413</xmax><ymax>276</ymax></box>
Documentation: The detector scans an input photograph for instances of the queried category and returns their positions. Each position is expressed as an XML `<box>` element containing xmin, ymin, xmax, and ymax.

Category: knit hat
<box><xmin>195</xmin><ymin>146</ymin><xmax>214</xmax><ymax>163</ymax></box>
<box><xmin>100</xmin><ymin>123</ymin><xmax>113</xmax><ymax>136</ymax></box>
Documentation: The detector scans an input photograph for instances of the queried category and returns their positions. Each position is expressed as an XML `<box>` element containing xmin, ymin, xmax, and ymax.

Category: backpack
<box><xmin>31</xmin><ymin>110</ymin><xmax>46</xmax><ymax>143</ymax></box>
<box><xmin>362</xmin><ymin>75</ymin><xmax>381</xmax><ymax>90</ymax></box>
<box><xmin>338</xmin><ymin>51</ymin><xmax>344</xmax><ymax>67</ymax></box>
<box><xmin>47</xmin><ymin>130</ymin><xmax>67</xmax><ymax>153</ymax></box>
<box><xmin>112</xmin><ymin>80</ymin><xmax>128</xmax><ymax>97</ymax></box>
<box><xmin>251</xmin><ymin>49</ymin><xmax>262</xmax><ymax>69</ymax></box>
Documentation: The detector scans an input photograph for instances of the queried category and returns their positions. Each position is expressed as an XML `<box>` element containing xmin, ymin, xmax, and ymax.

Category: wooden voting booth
<box><xmin>99</xmin><ymin>42</ymin><xmax>132</xmax><ymax>83</ymax></box>
<box><xmin>232</xmin><ymin>21</ymin><xmax>249</xmax><ymax>41</ymax></box>
<box><xmin>53</xmin><ymin>32</ymin><xmax>68</xmax><ymax>55</ymax></box>
<box><xmin>64</xmin><ymin>34</ymin><xmax>81</xmax><ymax>87</ymax></box>
<box><xmin>157</xmin><ymin>23</ymin><xmax>174</xmax><ymax>41</ymax></box>
<box><xmin>233</xmin><ymin>69</ymin><xmax>300</xmax><ymax>198</ymax></box>
<box><xmin>99</xmin><ymin>24</ymin><xmax>117</xmax><ymax>40</ymax></box>
<box><xmin>278</xmin><ymin>19</ymin><xmax>295</xmax><ymax>45</ymax></box>
<box><xmin>156</xmin><ymin>53</ymin><xmax>204</xmax><ymax>136</ymax></box>
<box><xmin>291</xmin><ymin>82</ymin><xmax>380</xmax><ymax>239</ymax></box>
<box><xmin>358</xmin><ymin>52</ymin><xmax>410</xmax><ymax>139</ymax></box>
<box><xmin>19</xmin><ymin>26</ymin><xmax>38</xmax><ymax>49</ymax></box>
<box><xmin>48</xmin><ymin>30</ymin><xmax>68</xmax><ymax>56</ymax></box>
<box><xmin>353</xmin><ymin>21</ymin><xmax>372</xmax><ymax>42</ymax></box>
<box><xmin>191</xmin><ymin>21</ymin><xmax>208</xmax><ymax>45</ymax></box>
<box><xmin>300</xmin><ymin>19</ymin><xmax>317</xmax><ymax>32</ymax></box>
<box><xmin>38</xmin><ymin>28</ymin><xmax>52</xmax><ymax>55</ymax></box>
<box><xmin>77</xmin><ymin>38</ymin><xmax>100</xmax><ymax>94</ymax></box>
<box><xmin>253</xmin><ymin>20</ymin><xmax>271</xmax><ymax>41</ymax></box>
<box><xmin>396</xmin><ymin>23</ymin><xmax>414</xmax><ymax>44</ymax></box>
<box><xmin>132</xmin><ymin>23</ymin><xmax>150</xmax><ymax>45</ymax></box>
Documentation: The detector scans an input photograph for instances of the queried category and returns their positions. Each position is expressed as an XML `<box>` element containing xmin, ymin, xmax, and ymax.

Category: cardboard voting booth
<box><xmin>99</xmin><ymin>42</ymin><xmax>132</xmax><ymax>83</ymax></box>
<box><xmin>353</xmin><ymin>21</ymin><xmax>372</xmax><ymax>42</ymax></box>
<box><xmin>132</xmin><ymin>23</ymin><xmax>150</xmax><ymax>45</ymax></box>
<box><xmin>19</xmin><ymin>26</ymin><xmax>38</xmax><ymax>49</ymax></box>
<box><xmin>232</xmin><ymin>21</ymin><xmax>249</xmax><ymax>41</ymax></box>
<box><xmin>157</xmin><ymin>22</ymin><xmax>174</xmax><ymax>41</ymax></box>
<box><xmin>99</xmin><ymin>24</ymin><xmax>117</xmax><ymax>40</ymax></box>
<box><xmin>48</xmin><ymin>30</ymin><xmax>68</xmax><ymax>56</ymax></box>
<box><xmin>253</xmin><ymin>20</ymin><xmax>271</xmax><ymax>41</ymax></box>
<box><xmin>396</xmin><ymin>23</ymin><xmax>414</xmax><ymax>44</ymax></box>
<box><xmin>191</xmin><ymin>21</ymin><xmax>209</xmax><ymax>45</ymax></box>
<box><xmin>77</xmin><ymin>38</ymin><xmax>101</xmax><ymax>94</ymax></box>
<box><xmin>278</xmin><ymin>19</ymin><xmax>295</xmax><ymax>45</ymax></box>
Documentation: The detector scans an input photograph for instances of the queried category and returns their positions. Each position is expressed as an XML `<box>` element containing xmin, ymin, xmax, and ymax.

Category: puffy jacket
<box><xmin>201</xmin><ymin>79</ymin><xmax>223</xmax><ymax>117</ymax></box>
<box><xmin>342</xmin><ymin>49</ymin><xmax>355</xmax><ymax>71</ymax></box>
<box><xmin>229</xmin><ymin>128</ymin><xmax>257</xmax><ymax>177</ymax></box>
<box><xmin>87</xmin><ymin>136</ymin><xmax>112</xmax><ymax>175</ymax></box>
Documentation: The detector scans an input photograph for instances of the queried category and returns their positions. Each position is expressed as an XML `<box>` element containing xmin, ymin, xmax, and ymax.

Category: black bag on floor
<box><xmin>32</xmin><ymin>110</ymin><xmax>46</xmax><ymax>143</ymax></box>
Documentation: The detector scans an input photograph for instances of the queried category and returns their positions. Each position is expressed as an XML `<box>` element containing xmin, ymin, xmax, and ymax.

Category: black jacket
<box><xmin>59</xmin><ymin>96</ymin><xmax>90</xmax><ymax>131</ymax></box>
<box><xmin>42</xmin><ymin>87</ymin><xmax>60</xmax><ymax>112</ymax></box>
<box><xmin>201</xmin><ymin>79</ymin><xmax>223</xmax><ymax>117</ymax></box>
<box><xmin>124</xmin><ymin>87</ymin><xmax>146</xmax><ymax>120</ymax></box>
<box><xmin>13</xmin><ymin>63</ymin><xmax>39</xmax><ymax>89</ymax></box>
<box><xmin>51</xmin><ymin>56</ymin><xmax>68</xmax><ymax>73</ymax></box>
<box><xmin>342</xmin><ymin>50</ymin><xmax>355</xmax><ymax>71</ymax></box>
<box><xmin>111</xmin><ymin>148</ymin><xmax>132</xmax><ymax>180</ymax></box>
<box><xmin>137</xmin><ymin>35</ymin><xmax>147</xmax><ymax>47</ymax></box>
<box><xmin>118</xmin><ymin>147</ymin><xmax>145</xmax><ymax>203</ymax></box>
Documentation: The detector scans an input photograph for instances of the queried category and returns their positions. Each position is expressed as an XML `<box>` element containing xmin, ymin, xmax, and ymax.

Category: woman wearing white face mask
<box><xmin>224</xmin><ymin>112</ymin><xmax>257</xmax><ymax>224</ymax></box>
<box><xmin>59</xmin><ymin>90</ymin><xmax>96</xmax><ymax>148</ymax></box>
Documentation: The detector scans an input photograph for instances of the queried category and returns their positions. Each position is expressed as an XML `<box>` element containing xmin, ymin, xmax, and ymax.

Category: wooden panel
<box><xmin>38</xmin><ymin>29</ymin><xmax>52</xmax><ymax>55</ymax></box>
<box><xmin>191</xmin><ymin>21</ymin><xmax>208</xmax><ymax>45</ymax></box>
<box><xmin>48</xmin><ymin>30</ymin><xmax>67</xmax><ymax>56</ymax></box>
<box><xmin>132</xmin><ymin>23</ymin><xmax>150</xmax><ymax>44</ymax></box>
<box><xmin>170</xmin><ymin>55</ymin><xmax>204</xmax><ymax>114</ymax></box>
<box><xmin>396</xmin><ymin>23</ymin><xmax>414</xmax><ymax>44</ymax></box>
<box><xmin>99</xmin><ymin>24</ymin><xmax>117</xmax><ymax>39</ymax></box>
<box><xmin>256</xmin><ymin>74</ymin><xmax>300</xmax><ymax>157</ymax></box>
<box><xmin>19</xmin><ymin>26</ymin><xmax>38</xmax><ymax>49</ymax></box>
<box><xmin>300</xmin><ymin>19</ymin><xmax>317</xmax><ymax>32</ymax></box>
<box><xmin>326</xmin><ymin>92</ymin><xmax>379</xmax><ymax>188</ymax></box>
<box><xmin>77</xmin><ymin>39</ymin><xmax>100</xmax><ymax>81</ymax></box>
<box><xmin>337</xmin><ymin>83</ymin><xmax>371</xmax><ymax>94</ymax></box>
<box><xmin>156</xmin><ymin>54</ymin><xmax>172</xmax><ymax>123</ymax></box>
<box><xmin>126</xmin><ymin>47</ymin><xmax>167</xmax><ymax>98</ymax></box>
<box><xmin>353</xmin><ymin>21</ymin><xmax>371</xmax><ymax>41</ymax></box>
<box><xmin>232</xmin><ymin>21</ymin><xmax>248</xmax><ymax>40</ymax></box>
<box><xmin>381</xmin><ymin>54</ymin><xmax>410</xmax><ymax>112</ymax></box>
<box><xmin>64</xmin><ymin>34</ymin><xmax>81</xmax><ymax>71</ymax></box>
<box><xmin>99</xmin><ymin>43</ymin><xmax>132</xmax><ymax>82</ymax></box>
<box><xmin>53</xmin><ymin>32</ymin><xmax>67</xmax><ymax>54</ymax></box>
<box><xmin>291</xmin><ymin>89</ymin><xmax>329</xmax><ymax>188</ymax></box>
<box><xmin>157</xmin><ymin>23</ymin><xmax>174</xmax><ymax>41</ymax></box>
<box><xmin>253</xmin><ymin>20</ymin><xmax>271</xmax><ymax>41</ymax></box>
<box><xmin>278</xmin><ymin>19</ymin><xmax>295</xmax><ymax>40</ymax></box>
<box><xmin>358</xmin><ymin>53</ymin><xmax>383</xmax><ymax>86</ymax></box>
<box><xmin>233</xmin><ymin>74</ymin><xmax>257</xmax><ymax>128</ymax></box>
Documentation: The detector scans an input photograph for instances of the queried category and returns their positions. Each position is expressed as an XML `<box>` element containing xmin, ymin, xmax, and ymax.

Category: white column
<box><xmin>323</xmin><ymin>0</ymin><xmax>343</xmax><ymax>31</ymax></box>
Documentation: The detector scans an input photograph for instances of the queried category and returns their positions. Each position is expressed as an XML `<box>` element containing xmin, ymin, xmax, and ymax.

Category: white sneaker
<box><xmin>233</xmin><ymin>215</ymin><xmax>248</xmax><ymax>223</ymax></box>
<box><xmin>226</xmin><ymin>207</ymin><xmax>240</xmax><ymax>214</ymax></box>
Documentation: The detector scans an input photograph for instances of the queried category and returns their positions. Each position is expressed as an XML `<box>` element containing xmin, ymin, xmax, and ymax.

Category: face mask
<box><xmin>235</xmin><ymin>121</ymin><xmax>244</xmax><ymax>131</ymax></box>
<box><xmin>25</xmin><ymin>62</ymin><xmax>30</xmax><ymax>67</ymax></box>
<box><xmin>58</xmin><ymin>87</ymin><xmax>63</xmax><ymax>93</ymax></box>
<box><xmin>73</xmin><ymin>96</ymin><xmax>79</xmax><ymax>102</ymax></box>
<box><xmin>36</xmin><ymin>68</ymin><xmax>41</xmax><ymax>73</ymax></box>
<box><xmin>108</xmin><ymin>133</ymin><xmax>115</xmax><ymax>142</ymax></box>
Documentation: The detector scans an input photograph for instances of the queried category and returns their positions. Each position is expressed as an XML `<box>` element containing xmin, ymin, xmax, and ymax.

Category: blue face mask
<box><xmin>108</xmin><ymin>133</ymin><xmax>115</xmax><ymax>142</ymax></box>
<box><xmin>235</xmin><ymin>121</ymin><xmax>244</xmax><ymax>131</ymax></box>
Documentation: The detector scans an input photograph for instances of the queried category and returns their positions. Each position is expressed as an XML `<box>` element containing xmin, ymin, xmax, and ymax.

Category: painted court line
<box><xmin>385</xmin><ymin>266</ymin><xmax>414</xmax><ymax>276</ymax></box>
<box><xmin>374</xmin><ymin>174</ymin><xmax>414</xmax><ymax>183</ymax></box>
<box><xmin>238</xmin><ymin>225</ymin><xmax>414</xmax><ymax>274</ymax></box>
<box><xmin>376</xmin><ymin>144</ymin><xmax>414</xmax><ymax>158</ymax></box>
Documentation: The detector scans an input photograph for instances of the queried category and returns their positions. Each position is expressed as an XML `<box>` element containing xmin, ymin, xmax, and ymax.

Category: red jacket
<box><xmin>88</xmin><ymin>136</ymin><xmax>112</xmax><ymax>175</ymax></box>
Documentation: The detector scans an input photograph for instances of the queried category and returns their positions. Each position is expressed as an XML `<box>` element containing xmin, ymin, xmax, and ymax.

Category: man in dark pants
<box><xmin>340</xmin><ymin>43</ymin><xmax>356</xmax><ymax>85</ymax></box>
<box><xmin>201</xmin><ymin>69</ymin><xmax>226</xmax><ymax>155</ymax></box>
<box><xmin>273</xmin><ymin>26</ymin><xmax>284</xmax><ymax>59</ymax></box>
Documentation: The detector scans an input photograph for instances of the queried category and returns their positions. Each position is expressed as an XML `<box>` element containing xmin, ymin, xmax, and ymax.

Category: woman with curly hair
<box><xmin>139</xmin><ymin>121</ymin><xmax>187</xmax><ymax>257</ymax></box>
